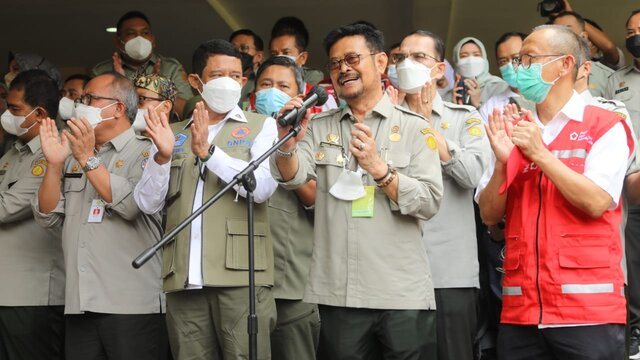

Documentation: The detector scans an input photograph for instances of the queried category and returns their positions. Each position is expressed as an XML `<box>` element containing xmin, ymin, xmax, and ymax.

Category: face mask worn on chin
<box><xmin>396</xmin><ymin>59</ymin><xmax>433</xmax><ymax>94</ymax></box>
<box><xmin>516</xmin><ymin>56</ymin><xmax>565</xmax><ymax>103</ymax></box>
<box><xmin>456</xmin><ymin>56</ymin><xmax>486</xmax><ymax>78</ymax></box>
<box><xmin>1</xmin><ymin>108</ymin><xmax>38</xmax><ymax>136</ymax></box>
<box><xmin>198</xmin><ymin>76</ymin><xmax>242</xmax><ymax>114</ymax></box>
<box><xmin>124</xmin><ymin>36</ymin><xmax>153</xmax><ymax>61</ymax></box>
<box><xmin>329</xmin><ymin>168</ymin><xmax>366</xmax><ymax>201</ymax></box>
<box><xmin>74</xmin><ymin>102</ymin><xmax>118</xmax><ymax>127</ymax></box>
<box><xmin>133</xmin><ymin>101</ymin><xmax>166</xmax><ymax>132</ymax></box>
<box><xmin>255</xmin><ymin>88</ymin><xmax>291</xmax><ymax>117</ymax></box>
<box><xmin>626</xmin><ymin>35</ymin><xmax>640</xmax><ymax>59</ymax></box>
<box><xmin>500</xmin><ymin>63</ymin><xmax>518</xmax><ymax>88</ymax></box>
<box><xmin>387</xmin><ymin>65</ymin><xmax>399</xmax><ymax>88</ymax></box>
<box><xmin>58</xmin><ymin>97</ymin><xmax>75</xmax><ymax>120</ymax></box>
<box><xmin>275</xmin><ymin>54</ymin><xmax>300</xmax><ymax>63</ymax></box>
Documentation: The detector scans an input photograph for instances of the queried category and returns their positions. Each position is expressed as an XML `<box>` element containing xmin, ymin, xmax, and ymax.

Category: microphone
<box><xmin>277</xmin><ymin>86</ymin><xmax>329</xmax><ymax>127</ymax></box>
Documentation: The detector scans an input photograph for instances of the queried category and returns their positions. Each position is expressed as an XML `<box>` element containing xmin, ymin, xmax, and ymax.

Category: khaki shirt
<box><xmin>588</xmin><ymin>61</ymin><xmax>614</xmax><ymax>99</ymax></box>
<box><xmin>420</xmin><ymin>94</ymin><xmax>490</xmax><ymax>289</ymax></box>
<box><xmin>303</xmin><ymin>67</ymin><xmax>325</xmax><ymax>86</ymax></box>
<box><xmin>0</xmin><ymin>137</ymin><xmax>64</xmax><ymax>306</ymax></box>
<box><xmin>606</xmin><ymin>65</ymin><xmax>640</xmax><ymax>140</ymax></box>
<box><xmin>270</xmin><ymin>94</ymin><xmax>443</xmax><ymax>310</ymax></box>
<box><xmin>92</xmin><ymin>53</ymin><xmax>193</xmax><ymax>101</ymax></box>
<box><xmin>33</xmin><ymin>128</ymin><xmax>164</xmax><ymax>314</ymax></box>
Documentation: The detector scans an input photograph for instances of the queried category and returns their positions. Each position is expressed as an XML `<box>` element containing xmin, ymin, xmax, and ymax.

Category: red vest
<box><xmin>499</xmin><ymin>105</ymin><xmax>633</xmax><ymax>325</ymax></box>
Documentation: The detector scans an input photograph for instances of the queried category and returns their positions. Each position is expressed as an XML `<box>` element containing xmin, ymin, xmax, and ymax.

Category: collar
<box><xmin>14</xmin><ymin>135</ymin><xmax>41</xmax><ymax>154</ymax></box>
<box><xmin>579</xmin><ymin>89</ymin><xmax>594</xmax><ymax>103</ymax></box>
<box><xmin>224</xmin><ymin>106</ymin><xmax>248</xmax><ymax>123</ymax></box>
<box><xmin>340</xmin><ymin>93</ymin><xmax>393</xmax><ymax>122</ymax></box>
<box><xmin>533</xmin><ymin>90</ymin><xmax>586</xmax><ymax>125</ymax></box>
<box><xmin>123</xmin><ymin>53</ymin><xmax>159</xmax><ymax>71</ymax></box>
<box><xmin>101</xmin><ymin>127</ymin><xmax>136</xmax><ymax>153</ymax></box>
<box><xmin>431</xmin><ymin>91</ymin><xmax>445</xmax><ymax>116</ymax></box>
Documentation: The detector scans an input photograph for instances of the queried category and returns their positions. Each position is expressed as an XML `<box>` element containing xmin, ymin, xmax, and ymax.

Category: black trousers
<box><xmin>65</xmin><ymin>312</ymin><xmax>169</xmax><ymax>360</ymax></box>
<box><xmin>434</xmin><ymin>288</ymin><xmax>478</xmax><ymax>360</ymax></box>
<box><xmin>497</xmin><ymin>323</ymin><xmax>625</xmax><ymax>360</ymax></box>
<box><xmin>0</xmin><ymin>305</ymin><xmax>64</xmax><ymax>360</ymax></box>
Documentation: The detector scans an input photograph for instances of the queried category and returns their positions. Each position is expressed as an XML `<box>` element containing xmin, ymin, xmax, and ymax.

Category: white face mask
<box><xmin>132</xmin><ymin>101</ymin><xmax>165</xmax><ymax>132</ymax></box>
<box><xmin>456</xmin><ymin>56</ymin><xmax>486</xmax><ymax>78</ymax></box>
<box><xmin>396</xmin><ymin>59</ymin><xmax>433</xmax><ymax>94</ymax></box>
<box><xmin>198</xmin><ymin>76</ymin><xmax>242</xmax><ymax>114</ymax></box>
<box><xmin>58</xmin><ymin>97</ymin><xmax>75</xmax><ymax>120</ymax></box>
<box><xmin>74</xmin><ymin>102</ymin><xmax>117</xmax><ymax>128</ymax></box>
<box><xmin>329</xmin><ymin>168</ymin><xmax>366</xmax><ymax>201</ymax></box>
<box><xmin>124</xmin><ymin>36</ymin><xmax>153</xmax><ymax>61</ymax></box>
<box><xmin>1</xmin><ymin>108</ymin><xmax>38</xmax><ymax>136</ymax></box>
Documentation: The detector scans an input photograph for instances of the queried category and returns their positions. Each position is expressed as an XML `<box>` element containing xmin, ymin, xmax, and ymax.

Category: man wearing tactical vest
<box><xmin>477</xmin><ymin>25</ymin><xmax>634</xmax><ymax>359</ymax></box>
<box><xmin>133</xmin><ymin>39</ymin><xmax>279</xmax><ymax>359</ymax></box>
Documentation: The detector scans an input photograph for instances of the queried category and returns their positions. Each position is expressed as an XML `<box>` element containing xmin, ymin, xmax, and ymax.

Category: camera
<box><xmin>538</xmin><ymin>0</ymin><xmax>565</xmax><ymax>17</ymax></box>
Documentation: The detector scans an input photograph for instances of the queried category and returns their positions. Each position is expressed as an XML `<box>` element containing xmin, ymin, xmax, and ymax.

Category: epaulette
<box><xmin>311</xmin><ymin>108</ymin><xmax>342</xmax><ymax>120</ymax></box>
<box><xmin>393</xmin><ymin>104</ymin><xmax>427</xmax><ymax>120</ymax></box>
<box><xmin>442</xmin><ymin>101</ymin><xmax>476</xmax><ymax>112</ymax></box>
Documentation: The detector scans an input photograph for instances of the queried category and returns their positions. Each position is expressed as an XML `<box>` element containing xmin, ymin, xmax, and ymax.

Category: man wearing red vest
<box><xmin>476</xmin><ymin>25</ymin><xmax>634</xmax><ymax>360</ymax></box>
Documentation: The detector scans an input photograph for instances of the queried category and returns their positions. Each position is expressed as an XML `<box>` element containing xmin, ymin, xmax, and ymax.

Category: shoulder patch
<box><xmin>420</xmin><ymin>127</ymin><xmax>433</xmax><ymax>135</ymax></box>
<box><xmin>465</xmin><ymin>118</ymin><xmax>482</xmax><ymax>125</ymax></box>
<box><xmin>468</xmin><ymin>126</ymin><xmax>483</xmax><ymax>137</ymax></box>
<box><xmin>31</xmin><ymin>164</ymin><xmax>45</xmax><ymax>176</ymax></box>
<box><xmin>425</xmin><ymin>133</ymin><xmax>437</xmax><ymax>150</ymax></box>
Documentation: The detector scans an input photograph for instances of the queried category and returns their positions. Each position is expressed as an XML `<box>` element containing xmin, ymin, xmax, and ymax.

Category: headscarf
<box><xmin>452</xmin><ymin>37</ymin><xmax>509</xmax><ymax>103</ymax></box>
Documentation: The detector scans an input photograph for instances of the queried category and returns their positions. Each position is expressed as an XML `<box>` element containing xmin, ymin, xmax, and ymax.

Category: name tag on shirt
<box><xmin>64</xmin><ymin>173</ymin><xmax>83</xmax><ymax>178</ymax></box>
<box><xmin>87</xmin><ymin>199</ymin><xmax>105</xmax><ymax>223</ymax></box>
<box><xmin>352</xmin><ymin>186</ymin><xmax>375</xmax><ymax>218</ymax></box>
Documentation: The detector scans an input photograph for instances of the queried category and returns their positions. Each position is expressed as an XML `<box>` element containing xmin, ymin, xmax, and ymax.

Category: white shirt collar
<box><xmin>223</xmin><ymin>106</ymin><xmax>247</xmax><ymax>123</ymax></box>
<box><xmin>533</xmin><ymin>90</ymin><xmax>586</xmax><ymax>126</ymax></box>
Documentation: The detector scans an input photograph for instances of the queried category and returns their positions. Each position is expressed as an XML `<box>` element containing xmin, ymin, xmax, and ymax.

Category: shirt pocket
<box><xmin>166</xmin><ymin>157</ymin><xmax>186</xmax><ymax>203</ymax></box>
<box><xmin>388</xmin><ymin>151</ymin><xmax>411</xmax><ymax>173</ymax></box>
<box><xmin>314</xmin><ymin>144</ymin><xmax>344</xmax><ymax>191</ymax></box>
<box><xmin>225</xmin><ymin>218</ymin><xmax>268</xmax><ymax>271</ymax></box>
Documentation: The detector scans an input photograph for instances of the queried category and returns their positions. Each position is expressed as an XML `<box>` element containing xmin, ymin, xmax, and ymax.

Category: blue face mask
<box><xmin>255</xmin><ymin>87</ymin><xmax>292</xmax><ymax>116</ymax></box>
<box><xmin>515</xmin><ymin>56</ymin><xmax>565</xmax><ymax>103</ymax></box>
<box><xmin>499</xmin><ymin>63</ymin><xmax>518</xmax><ymax>88</ymax></box>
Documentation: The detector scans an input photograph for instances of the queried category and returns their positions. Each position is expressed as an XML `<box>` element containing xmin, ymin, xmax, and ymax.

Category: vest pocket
<box><xmin>225</xmin><ymin>219</ymin><xmax>268</xmax><ymax>271</ymax></box>
<box><xmin>502</xmin><ymin>236</ymin><xmax>524</xmax><ymax>307</ymax></box>
<box><xmin>166</xmin><ymin>157</ymin><xmax>185</xmax><ymax>203</ymax></box>
<box><xmin>161</xmin><ymin>240</ymin><xmax>176</xmax><ymax>279</ymax></box>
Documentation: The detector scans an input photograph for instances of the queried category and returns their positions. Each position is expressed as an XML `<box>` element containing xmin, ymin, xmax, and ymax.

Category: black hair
<box><xmin>64</xmin><ymin>74</ymin><xmax>91</xmax><ymax>87</ymax></box>
<box><xmin>351</xmin><ymin>20</ymin><xmax>378</xmax><ymax>30</ymax></box>
<box><xmin>240</xmin><ymin>52</ymin><xmax>254</xmax><ymax>75</ymax></box>
<box><xmin>271</xmin><ymin>16</ymin><xmax>309</xmax><ymax>51</ymax></box>
<box><xmin>407</xmin><ymin>30</ymin><xmax>446</xmax><ymax>61</ymax></box>
<box><xmin>323</xmin><ymin>24</ymin><xmax>385</xmax><ymax>55</ymax></box>
<box><xmin>191</xmin><ymin>39</ymin><xmax>242</xmax><ymax>77</ymax></box>
<box><xmin>229</xmin><ymin>29</ymin><xmax>264</xmax><ymax>52</ymax></box>
<box><xmin>9</xmin><ymin>69</ymin><xmax>59</xmax><ymax>118</ymax></box>
<box><xmin>627</xmin><ymin>9</ymin><xmax>640</xmax><ymax>28</ymax></box>
<box><xmin>254</xmin><ymin>56</ymin><xmax>304</xmax><ymax>94</ymax></box>
<box><xmin>116</xmin><ymin>11</ymin><xmax>151</xmax><ymax>34</ymax></box>
<box><xmin>494</xmin><ymin>32</ymin><xmax>528</xmax><ymax>57</ymax></box>
<box><xmin>552</xmin><ymin>11</ymin><xmax>586</xmax><ymax>31</ymax></box>
<box><xmin>387</xmin><ymin>42</ymin><xmax>401</xmax><ymax>54</ymax></box>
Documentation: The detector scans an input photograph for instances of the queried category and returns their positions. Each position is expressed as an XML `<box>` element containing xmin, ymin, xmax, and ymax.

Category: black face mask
<box><xmin>626</xmin><ymin>35</ymin><xmax>640</xmax><ymax>59</ymax></box>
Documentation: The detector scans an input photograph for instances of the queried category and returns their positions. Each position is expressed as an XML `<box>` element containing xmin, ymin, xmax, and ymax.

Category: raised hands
<box><xmin>190</xmin><ymin>101</ymin><xmax>210</xmax><ymax>159</ymax></box>
<box><xmin>485</xmin><ymin>105</ymin><xmax>516</xmax><ymax>165</ymax></box>
<box><xmin>39</xmin><ymin>118</ymin><xmax>71</xmax><ymax>166</ymax></box>
<box><xmin>350</xmin><ymin>122</ymin><xmax>387</xmax><ymax>179</ymax></box>
<box><xmin>144</xmin><ymin>107</ymin><xmax>174</xmax><ymax>165</ymax></box>
<box><xmin>112</xmin><ymin>52</ymin><xmax>125</xmax><ymax>76</ymax></box>
<box><xmin>64</xmin><ymin>117</ymin><xmax>97</xmax><ymax>166</ymax></box>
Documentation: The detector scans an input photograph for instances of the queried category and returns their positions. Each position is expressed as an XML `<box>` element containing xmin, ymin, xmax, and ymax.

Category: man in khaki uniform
<box><xmin>0</xmin><ymin>70</ymin><xmax>65</xmax><ymax>360</ymax></box>
<box><xmin>271</xmin><ymin>24</ymin><xmax>443</xmax><ymax>360</ymax></box>
<box><xmin>133</xmin><ymin>39</ymin><xmax>278</xmax><ymax>360</ymax></box>
<box><xmin>33</xmin><ymin>73</ymin><xmax>166</xmax><ymax>360</ymax></box>
<box><xmin>605</xmin><ymin>9</ymin><xmax>640</xmax><ymax>358</ymax></box>
<box><xmin>393</xmin><ymin>30</ymin><xmax>491</xmax><ymax>360</ymax></box>
<box><xmin>92</xmin><ymin>11</ymin><xmax>192</xmax><ymax>118</ymax></box>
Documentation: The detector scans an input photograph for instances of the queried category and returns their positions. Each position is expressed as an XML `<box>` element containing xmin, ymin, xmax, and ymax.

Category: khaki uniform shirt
<box><xmin>0</xmin><ymin>137</ymin><xmax>64</xmax><ymax>306</ymax></box>
<box><xmin>588</xmin><ymin>61</ymin><xmax>614</xmax><ymax>99</ymax></box>
<box><xmin>420</xmin><ymin>94</ymin><xmax>490</xmax><ymax>289</ymax></box>
<box><xmin>270</xmin><ymin>94</ymin><xmax>443</xmax><ymax>310</ymax></box>
<box><xmin>33</xmin><ymin>128</ymin><xmax>164</xmax><ymax>314</ymax></box>
<box><xmin>606</xmin><ymin>65</ymin><xmax>640</xmax><ymax>139</ymax></box>
<box><xmin>92</xmin><ymin>53</ymin><xmax>193</xmax><ymax>102</ymax></box>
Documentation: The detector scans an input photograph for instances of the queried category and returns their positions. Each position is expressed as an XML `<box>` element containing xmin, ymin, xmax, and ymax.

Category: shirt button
<box><xmin>80</xmin><ymin>266</ymin><xmax>86</xmax><ymax>272</ymax></box>
<box><xmin>80</xmin><ymin>242</ymin><xmax>85</xmax><ymax>248</ymax></box>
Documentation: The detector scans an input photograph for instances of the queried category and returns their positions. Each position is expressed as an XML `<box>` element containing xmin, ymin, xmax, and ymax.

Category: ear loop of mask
<box><xmin>99</xmin><ymin>101</ymin><xmax>119</xmax><ymax>122</ymax></box>
<box><xmin>541</xmin><ymin>55</ymin><xmax>567</xmax><ymax>85</ymax></box>
<box><xmin>22</xmin><ymin>107</ymin><xmax>41</xmax><ymax>133</ymax></box>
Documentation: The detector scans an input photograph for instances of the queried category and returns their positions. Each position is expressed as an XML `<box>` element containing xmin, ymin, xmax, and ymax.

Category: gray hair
<box><xmin>576</xmin><ymin>35</ymin><xmax>591</xmax><ymax>66</ymax></box>
<box><xmin>531</xmin><ymin>24</ymin><xmax>581</xmax><ymax>73</ymax></box>
<box><xmin>105</xmin><ymin>72</ymin><xmax>138</xmax><ymax>121</ymax></box>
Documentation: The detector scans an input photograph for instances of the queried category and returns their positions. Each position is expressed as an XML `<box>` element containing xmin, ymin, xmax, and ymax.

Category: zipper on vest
<box><xmin>535</xmin><ymin>172</ymin><xmax>544</xmax><ymax>324</ymax></box>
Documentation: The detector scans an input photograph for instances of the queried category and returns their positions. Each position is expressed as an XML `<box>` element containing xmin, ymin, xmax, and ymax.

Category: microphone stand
<box><xmin>132</xmin><ymin>115</ymin><xmax>305</xmax><ymax>360</ymax></box>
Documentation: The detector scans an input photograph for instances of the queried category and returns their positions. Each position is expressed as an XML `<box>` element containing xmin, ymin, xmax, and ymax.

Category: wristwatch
<box><xmin>82</xmin><ymin>156</ymin><xmax>101</xmax><ymax>172</ymax></box>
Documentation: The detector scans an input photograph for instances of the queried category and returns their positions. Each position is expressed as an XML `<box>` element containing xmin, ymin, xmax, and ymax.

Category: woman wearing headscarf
<box><xmin>450</xmin><ymin>37</ymin><xmax>509</xmax><ymax>109</ymax></box>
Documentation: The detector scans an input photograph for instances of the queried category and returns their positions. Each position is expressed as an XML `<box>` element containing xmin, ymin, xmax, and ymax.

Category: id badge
<box><xmin>87</xmin><ymin>199</ymin><xmax>105</xmax><ymax>223</ymax></box>
<box><xmin>351</xmin><ymin>185</ymin><xmax>375</xmax><ymax>218</ymax></box>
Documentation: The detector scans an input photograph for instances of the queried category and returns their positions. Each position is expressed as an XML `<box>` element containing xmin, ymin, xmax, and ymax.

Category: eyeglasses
<box><xmin>512</xmin><ymin>54</ymin><xmax>563</xmax><ymax>70</ymax></box>
<box><xmin>327</xmin><ymin>53</ymin><xmax>376</xmax><ymax>71</ymax></box>
<box><xmin>76</xmin><ymin>93</ymin><xmax>120</xmax><ymax>106</ymax></box>
<box><xmin>237</xmin><ymin>44</ymin><xmax>256</xmax><ymax>53</ymax></box>
<box><xmin>391</xmin><ymin>52</ymin><xmax>439</xmax><ymax>65</ymax></box>
<box><xmin>138</xmin><ymin>95</ymin><xmax>165</xmax><ymax>105</ymax></box>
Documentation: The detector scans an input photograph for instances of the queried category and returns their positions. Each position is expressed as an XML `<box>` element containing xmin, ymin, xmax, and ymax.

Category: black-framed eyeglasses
<box><xmin>75</xmin><ymin>93</ymin><xmax>120</xmax><ymax>106</ymax></box>
<box><xmin>326</xmin><ymin>53</ymin><xmax>376</xmax><ymax>71</ymax></box>
<box><xmin>138</xmin><ymin>95</ymin><xmax>165</xmax><ymax>105</ymax></box>
<box><xmin>512</xmin><ymin>54</ymin><xmax>564</xmax><ymax>70</ymax></box>
<box><xmin>391</xmin><ymin>52</ymin><xmax>439</xmax><ymax>65</ymax></box>
<box><xmin>236</xmin><ymin>44</ymin><xmax>256</xmax><ymax>53</ymax></box>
